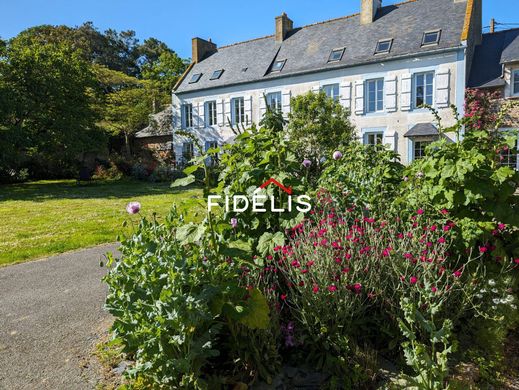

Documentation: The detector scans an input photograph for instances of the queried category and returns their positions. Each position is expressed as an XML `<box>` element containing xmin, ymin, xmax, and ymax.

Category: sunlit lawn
<box><xmin>0</xmin><ymin>179</ymin><xmax>203</xmax><ymax>266</ymax></box>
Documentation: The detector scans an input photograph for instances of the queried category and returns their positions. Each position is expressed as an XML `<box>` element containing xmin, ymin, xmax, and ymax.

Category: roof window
<box><xmin>422</xmin><ymin>30</ymin><xmax>441</xmax><ymax>46</ymax></box>
<box><xmin>328</xmin><ymin>48</ymin><xmax>345</xmax><ymax>62</ymax></box>
<box><xmin>189</xmin><ymin>73</ymin><xmax>202</xmax><ymax>83</ymax></box>
<box><xmin>210</xmin><ymin>69</ymin><xmax>224</xmax><ymax>80</ymax></box>
<box><xmin>375</xmin><ymin>39</ymin><xmax>393</xmax><ymax>54</ymax></box>
<box><xmin>271</xmin><ymin>59</ymin><xmax>286</xmax><ymax>72</ymax></box>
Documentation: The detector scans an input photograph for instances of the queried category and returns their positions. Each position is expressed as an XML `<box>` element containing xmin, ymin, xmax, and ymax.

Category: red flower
<box><xmin>306</xmin><ymin>261</ymin><xmax>315</xmax><ymax>267</ymax></box>
<box><xmin>280</xmin><ymin>294</ymin><xmax>287</xmax><ymax>301</ymax></box>
<box><xmin>312</xmin><ymin>284</ymin><xmax>319</xmax><ymax>294</ymax></box>
<box><xmin>301</xmin><ymin>268</ymin><xmax>309</xmax><ymax>274</ymax></box>
<box><xmin>438</xmin><ymin>237</ymin><xmax>446</xmax><ymax>244</ymax></box>
<box><xmin>431</xmin><ymin>286</ymin><xmax>438</xmax><ymax>293</ymax></box>
<box><xmin>328</xmin><ymin>285</ymin><xmax>337</xmax><ymax>292</ymax></box>
<box><xmin>352</xmin><ymin>283</ymin><xmax>362</xmax><ymax>294</ymax></box>
<box><xmin>443</xmin><ymin>225</ymin><xmax>451</xmax><ymax>232</ymax></box>
<box><xmin>479</xmin><ymin>246</ymin><xmax>488</xmax><ymax>253</ymax></box>
<box><xmin>514</xmin><ymin>259</ymin><xmax>519</xmax><ymax>265</ymax></box>
<box><xmin>417</xmin><ymin>209</ymin><xmax>424</xmax><ymax>215</ymax></box>
<box><xmin>453</xmin><ymin>269</ymin><xmax>462</xmax><ymax>278</ymax></box>
<box><xmin>342</xmin><ymin>267</ymin><xmax>350</xmax><ymax>274</ymax></box>
<box><xmin>440</xmin><ymin>209</ymin><xmax>449</xmax><ymax>215</ymax></box>
<box><xmin>410</xmin><ymin>276</ymin><xmax>418</xmax><ymax>285</ymax></box>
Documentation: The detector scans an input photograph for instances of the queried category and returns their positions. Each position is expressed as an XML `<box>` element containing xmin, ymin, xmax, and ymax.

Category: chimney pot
<box><xmin>191</xmin><ymin>37</ymin><xmax>217</xmax><ymax>64</ymax></box>
<box><xmin>275</xmin><ymin>13</ymin><xmax>293</xmax><ymax>42</ymax></box>
<box><xmin>360</xmin><ymin>0</ymin><xmax>382</xmax><ymax>25</ymax></box>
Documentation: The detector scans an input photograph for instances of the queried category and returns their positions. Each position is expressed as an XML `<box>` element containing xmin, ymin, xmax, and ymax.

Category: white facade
<box><xmin>173</xmin><ymin>47</ymin><xmax>466</xmax><ymax>165</ymax></box>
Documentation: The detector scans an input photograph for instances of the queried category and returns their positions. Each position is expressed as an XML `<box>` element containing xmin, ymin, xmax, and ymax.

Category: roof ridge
<box><xmin>217</xmin><ymin>0</ymin><xmax>419</xmax><ymax>50</ymax></box>
<box><xmin>483</xmin><ymin>27</ymin><xmax>519</xmax><ymax>36</ymax></box>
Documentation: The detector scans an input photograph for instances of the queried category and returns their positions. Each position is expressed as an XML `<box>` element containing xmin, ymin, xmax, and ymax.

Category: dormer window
<box><xmin>422</xmin><ymin>30</ymin><xmax>441</xmax><ymax>46</ymax></box>
<box><xmin>210</xmin><ymin>69</ymin><xmax>224</xmax><ymax>80</ymax></box>
<box><xmin>375</xmin><ymin>39</ymin><xmax>393</xmax><ymax>54</ymax></box>
<box><xmin>189</xmin><ymin>73</ymin><xmax>202</xmax><ymax>83</ymax></box>
<box><xmin>328</xmin><ymin>48</ymin><xmax>345</xmax><ymax>63</ymax></box>
<box><xmin>271</xmin><ymin>59</ymin><xmax>286</xmax><ymax>72</ymax></box>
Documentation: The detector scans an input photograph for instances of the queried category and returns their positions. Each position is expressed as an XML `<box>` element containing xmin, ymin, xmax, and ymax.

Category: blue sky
<box><xmin>1</xmin><ymin>0</ymin><xmax>517</xmax><ymax>59</ymax></box>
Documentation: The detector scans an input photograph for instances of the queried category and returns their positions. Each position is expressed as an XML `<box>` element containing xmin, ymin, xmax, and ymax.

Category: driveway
<box><xmin>0</xmin><ymin>244</ymin><xmax>118</xmax><ymax>390</ymax></box>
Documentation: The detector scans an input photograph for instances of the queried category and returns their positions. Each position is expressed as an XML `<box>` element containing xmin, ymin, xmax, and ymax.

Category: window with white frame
<box><xmin>231</xmin><ymin>97</ymin><xmax>245</xmax><ymax>125</ymax></box>
<box><xmin>513</xmin><ymin>70</ymin><xmax>519</xmax><ymax>96</ymax></box>
<box><xmin>499</xmin><ymin>134</ymin><xmax>518</xmax><ymax>170</ymax></box>
<box><xmin>205</xmin><ymin>101</ymin><xmax>217</xmax><ymax>126</ymax></box>
<box><xmin>363</xmin><ymin>131</ymin><xmax>384</xmax><ymax>146</ymax></box>
<box><xmin>266</xmin><ymin>92</ymin><xmax>282</xmax><ymax>112</ymax></box>
<box><xmin>366</xmin><ymin>78</ymin><xmax>384</xmax><ymax>113</ymax></box>
<box><xmin>413</xmin><ymin>139</ymin><xmax>433</xmax><ymax>160</ymax></box>
<box><xmin>182</xmin><ymin>103</ymin><xmax>193</xmax><ymax>128</ymax></box>
<box><xmin>322</xmin><ymin>83</ymin><xmax>340</xmax><ymax>101</ymax></box>
<box><xmin>182</xmin><ymin>142</ymin><xmax>194</xmax><ymax>162</ymax></box>
<box><xmin>414</xmin><ymin>72</ymin><xmax>434</xmax><ymax>108</ymax></box>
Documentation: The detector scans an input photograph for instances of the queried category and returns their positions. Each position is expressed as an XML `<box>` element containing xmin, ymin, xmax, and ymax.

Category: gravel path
<box><xmin>0</xmin><ymin>244</ymin><xmax>118</xmax><ymax>390</ymax></box>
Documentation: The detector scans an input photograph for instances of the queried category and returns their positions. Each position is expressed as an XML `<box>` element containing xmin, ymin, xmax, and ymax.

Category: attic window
<box><xmin>241</xmin><ymin>67</ymin><xmax>248</xmax><ymax>72</ymax></box>
<box><xmin>210</xmin><ymin>69</ymin><xmax>224</xmax><ymax>80</ymax></box>
<box><xmin>271</xmin><ymin>59</ymin><xmax>286</xmax><ymax>72</ymax></box>
<box><xmin>189</xmin><ymin>73</ymin><xmax>202</xmax><ymax>83</ymax></box>
<box><xmin>375</xmin><ymin>39</ymin><xmax>393</xmax><ymax>54</ymax></box>
<box><xmin>328</xmin><ymin>48</ymin><xmax>345</xmax><ymax>62</ymax></box>
<box><xmin>422</xmin><ymin>30</ymin><xmax>441</xmax><ymax>46</ymax></box>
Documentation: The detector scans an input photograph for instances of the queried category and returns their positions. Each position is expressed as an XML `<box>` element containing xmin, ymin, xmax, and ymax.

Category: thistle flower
<box><xmin>302</xmin><ymin>159</ymin><xmax>311</xmax><ymax>168</ymax></box>
<box><xmin>126</xmin><ymin>201</ymin><xmax>141</xmax><ymax>215</ymax></box>
<box><xmin>333</xmin><ymin>151</ymin><xmax>343</xmax><ymax>160</ymax></box>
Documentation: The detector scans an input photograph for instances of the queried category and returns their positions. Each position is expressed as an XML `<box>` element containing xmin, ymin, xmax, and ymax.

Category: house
<box><xmin>468</xmin><ymin>27</ymin><xmax>519</xmax><ymax>170</ymax></box>
<box><xmin>134</xmin><ymin>108</ymin><xmax>174</xmax><ymax>164</ymax></box>
<box><xmin>172</xmin><ymin>0</ymin><xmax>483</xmax><ymax>165</ymax></box>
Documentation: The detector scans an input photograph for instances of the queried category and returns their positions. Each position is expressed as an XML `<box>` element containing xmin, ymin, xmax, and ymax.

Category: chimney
<box><xmin>360</xmin><ymin>0</ymin><xmax>382</xmax><ymax>25</ymax></box>
<box><xmin>275</xmin><ymin>12</ymin><xmax>293</xmax><ymax>42</ymax></box>
<box><xmin>490</xmin><ymin>18</ymin><xmax>495</xmax><ymax>33</ymax></box>
<box><xmin>191</xmin><ymin>37</ymin><xmax>217</xmax><ymax>64</ymax></box>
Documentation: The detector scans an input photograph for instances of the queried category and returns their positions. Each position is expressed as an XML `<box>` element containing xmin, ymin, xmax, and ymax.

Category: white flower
<box><xmin>488</xmin><ymin>279</ymin><xmax>496</xmax><ymax>286</ymax></box>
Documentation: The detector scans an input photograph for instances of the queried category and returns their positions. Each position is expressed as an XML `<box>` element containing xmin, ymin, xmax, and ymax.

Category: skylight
<box><xmin>328</xmin><ymin>48</ymin><xmax>345</xmax><ymax>63</ymax></box>
<box><xmin>210</xmin><ymin>69</ymin><xmax>224</xmax><ymax>80</ymax></box>
<box><xmin>422</xmin><ymin>30</ymin><xmax>441</xmax><ymax>46</ymax></box>
<box><xmin>189</xmin><ymin>73</ymin><xmax>202</xmax><ymax>83</ymax></box>
<box><xmin>375</xmin><ymin>39</ymin><xmax>393</xmax><ymax>54</ymax></box>
<box><xmin>271</xmin><ymin>59</ymin><xmax>286</xmax><ymax>72</ymax></box>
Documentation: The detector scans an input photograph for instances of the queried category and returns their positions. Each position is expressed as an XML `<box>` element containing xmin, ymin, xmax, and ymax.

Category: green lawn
<box><xmin>0</xmin><ymin>180</ymin><xmax>203</xmax><ymax>266</ymax></box>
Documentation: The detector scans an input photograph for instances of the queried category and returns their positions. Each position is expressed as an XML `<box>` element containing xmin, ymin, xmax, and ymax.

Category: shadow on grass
<box><xmin>0</xmin><ymin>179</ymin><xmax>201</xmax><ymax>202</ymax></box>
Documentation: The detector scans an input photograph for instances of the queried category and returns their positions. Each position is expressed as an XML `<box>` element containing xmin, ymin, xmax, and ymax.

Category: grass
<box><xmin>0</xmin><ymin>179</ymin><xmax>203</xmax><ymax>266</ymax></box>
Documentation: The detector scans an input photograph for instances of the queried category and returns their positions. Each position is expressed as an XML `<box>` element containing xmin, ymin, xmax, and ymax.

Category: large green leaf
<box><xmin>238</xmin><ymin>289</ymin><xmax>269</xmax><ymax>329</ymax></box>
<box><xmin>171</xmin><ymin>174</ymin><xmax>196</xmax><ymax>188</ymax></box>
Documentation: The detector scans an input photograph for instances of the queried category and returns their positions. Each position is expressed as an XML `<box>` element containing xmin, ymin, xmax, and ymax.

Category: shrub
<box><xmin>148</xmin><ymin>164</ymin><xmax>184</xmax><ymax>182</ymax></box>
<box><xmin>92</xmin><ymin>162</ymin><xmax>123</xmax><ymax>180</ymax></box>
<box><xmin>319</xmin><ymin>142</ymin><xmax>403</xmax><ymax>211</ymax></box>
<box><xmin>104</xmin><ymin>208</ymin><xmax>275</xmax><ymax>388</ymax></box>
<box><xmin>130</xmin><ymin>162</ymin><xmax>151</xmax><ymax>180</ymax></box>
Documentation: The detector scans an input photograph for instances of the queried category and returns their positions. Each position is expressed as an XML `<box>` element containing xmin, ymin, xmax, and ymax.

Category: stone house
<box><xmin>134</xmin><ymin>108</ymin><xmax>174</xmax><ymax>164</ymax></box>
<box><xmin>468</xmin><ymin>28</ymin><xmax>519</xmax><ymax>170</ymax></box>
<box><xmin>172</xmin><ymin>0</ymin><xmax>483</xmax><ymax>165</ymax></box>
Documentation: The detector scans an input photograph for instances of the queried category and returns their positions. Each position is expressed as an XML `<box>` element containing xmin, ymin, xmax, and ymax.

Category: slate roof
<box><xmin>468</xmin><ymin>29</ymin><xmax>519</xmax><ymax>88</ymax></box>
<box><xmin>404</xmin><ymin>123</ymin><xmax>439</xmax><ymax>137</ymax></box>
<box><xmin>135</xmin><ymin>108</ymin><xmax>173</xmax><ymax>138</ymax></box>
<box><xmin>175</xmin><ymin>0</ymin><xmax>468</xmax><ymax>94</ymax></box>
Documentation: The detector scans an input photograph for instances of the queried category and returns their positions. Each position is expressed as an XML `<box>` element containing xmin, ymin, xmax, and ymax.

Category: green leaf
<box><xmin>257</xmin><ymin>232</ymin><xmax>285</xmax><ymax>256</ymax></box>
<box><xmin>183</xmin><ymin>165</ymin><xmax>199</xmax><ymax>175</ymax></box>
<box><xmin>171</xmin><ymin>174</ymin><xmax>196</xmax><ymax>188</ymax></box>
<box><xmin>238</xmin><ymin>289</ymin><xmax>269</xmax><ymax>329</ymax></box>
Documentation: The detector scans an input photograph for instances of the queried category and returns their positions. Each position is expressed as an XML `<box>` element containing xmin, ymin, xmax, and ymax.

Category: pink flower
<box><xmin>126</xmin><ymin>201</ymin><xmax>141</xmax><ymax>215</ymax></box>
<box><xmin>479</xmin><ymin>246</ymin><xmax>488</xmax><ymax>253</ymax></box>
<box><xmin>443</xmin><ymin>225</ymin><xmax>451</xmax><ymax>232</ymax></box>
<box><xmin>498</xmin><ymin>223</ymin><xmax>506</xmax><ymax>231</ymax></box>
<box><xmin>328</xmin><ymin>285</ymin><xmax>337</xmax><ymax>292</ymax></box>
<box><xmin>431</xmin><ymin>286</ymin><xmax>438</xmax><ymax>293</ymax></box>
<box><xmin>312</xmin><ymin>285</ymin><xmax>319</xmax><ymax>294</ymax></box>
<box><xmin>440</xmin><ymin>209</ymin><xmax>449</xmax><ymax>215</ymax></box>
<box><xmin>514</xmin><ymin>259</ymin><xmax>519</xmax><ymax>265</ymax></box>
<box><xmin>333</xmin><ymin>151</ymin><xmax>343</xmax><ymax>160</ymax></box>
<box><xmin>417</xmin><ymin>209</ymin><xmax>424</xmax><ymax>215</ymax></box>
<box><xmin>410</xmin><ymin>276</ymin><xmax>418</xmax><ymax>285</ymax></box>
<box><xmin>342</xmin><ymin>267</ymin><xmax>350</xmax><ymax>273</ymax></box>
<box><xmin>353</xmin><ymin>283</ymin><xmax>362</xmax><ymax>294</ymax></box>
<box><xmin>438</xmin><ymin>237</ymin><xmax>446</xmax><ymax>244</ymax></box>
<box><xmin>306</xmin><ymin>261</ymin><xmax>315</xmax><ymax>267</ymax></box>
<box><xmin>230</xmin><ymin>217</ymin><xmax>238</xmax><ymax>228</ymax></box>
<box><xmin>280</xmin><ymin>294</ymin><xmax>287</xmax><ymax>301</ymax></box>
<box><xmin>382</xmin><ymin>247</ymin><xmax>392</xmax><ymax>257</ymax></box>
<box><xmin>302</xmin><ymin>159</ymin><xmax>312</xmax><ymax>168</ymax></box>
<box><xmin>453</xmin><ymin>269</ymin><xmax>462</xmax><ymax>278</ymax></box>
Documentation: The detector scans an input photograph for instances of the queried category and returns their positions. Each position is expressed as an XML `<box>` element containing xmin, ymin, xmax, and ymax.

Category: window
<box><xmin>322</xmin><ymin>83</ymin><xmax>340</xmax><ymax>101</ymax></box>
<box><xmin>266</xmin><ymin>92</ymin><xmax>282</xmax><ymax>112</ymax></box>
<box><xmin>513</xmin><ymin>70</ymin><xmax>519</xmax><ymax>95</ymax></box>
<box><xmin>271</xmin><ymin>59</ymin><xmax>286</xmax><ymax>72</ymax></box>
<box><xmin>413</xmin><ymin>140</ymin><xmax>432</xmax><ymax>160</ymax></box>
<box><xmin>205</xmin><ymin>140</ymin><xmax>219</xmax><ymax>166</ymax></box>
<box><xmin>205</xmin><ymin>101</ymin><xmax>217</xmax><ymax>126</ymax></box>
<box><xmin>231</xmin><ymin>97</ymin><xmax>245</xmax><ymax>125</ymax></box>
<box><xmin>182</xmin><ymin>103</ymin><xmax>193</xmax><ymax>128</ymax></box>
<box><xmin>328</xmin><ymin>48</ymin><xmax>345</xmax><ymax>62</ymax></box>
<box><xmin>366</xmin><ymin>79</ymin><xmax>384</xmax><ymax>113</ymax></box>
<box><xmin>189</xmin><ymin>73</ymin><xmax>202</xmax><ymax>83</ymax></box>
<box><xmin>364</xmin><ymin>132</ymin><xmax>384</xmax><ymax>146</ymax></box>
<box><xmin>210</xmin><ymin>69</ymin><xmax>224</xmax><ymax>80</ymax></box>
<box><xmin>182</xmin><ymin>142</ymin><xmax>194</xmax><ymax>162</ymax></box>
<box><xmin>375</xmin><ymin>39</ymin><xmax>393</xmax><ymax>54</ymax></box>
<box><xmin>205</xmin><ymin>140</ymin><xmax>218</xmax><ymax>151</ymax></box>
<box><xmin>414</xmin><ymin>72</ymin><xmax>434</xmax><ymax>108</ymax></box>
<box><xmin>499</xmin><ymin>137</ymin><xmax>518</xmax><ymax>170</ymax></box>
<box><xmin>422</xmin><ymin>30</ymin><xmax>441</xmax><ymax>46</ymax></box>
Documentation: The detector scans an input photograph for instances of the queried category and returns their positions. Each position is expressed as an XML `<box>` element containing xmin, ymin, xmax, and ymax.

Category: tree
<box><xmin>0</xmin><ymin>35</ymin><xmax>105</xmax><ymax>180</ymax></box>
<box><xmin>287</xmin><ymin>91</ymin><xmax>355</xmax><ymax>170</ymax></box>
<box><xmin>103</xmin><ymin>85</ymin><xmax>152</xmax><ymax>156</ymax></box>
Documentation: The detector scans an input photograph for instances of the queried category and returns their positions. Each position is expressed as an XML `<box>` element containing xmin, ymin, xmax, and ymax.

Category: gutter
<box><xmin>173</xmin><ymin>62</ymin><xmax>195</xmax><ymax>92</ymax></box>
<box><xmin>174</xmin><ymin>45</ymin><xmax>465</xmax><ymax>96</ymax></box>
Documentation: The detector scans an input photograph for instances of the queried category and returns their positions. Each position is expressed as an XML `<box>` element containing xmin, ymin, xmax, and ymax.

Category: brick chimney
<box><xmin>275</xmin><ymin>12</ymin><xmax>293</xmax><ymax>42</ymax></box>
<box><xmin>191</xmin><ymin>37</ymin><xmax>217</xmax><ymax>64</ymax></box>
<box><xmin>360</xmin><ymin>0</ymin><xmax>382</xmax><ymax>25</ymax></box>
